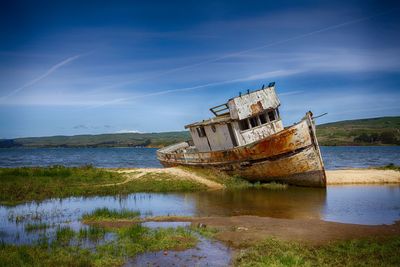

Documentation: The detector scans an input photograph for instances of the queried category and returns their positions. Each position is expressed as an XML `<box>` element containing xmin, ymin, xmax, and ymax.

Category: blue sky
<box><xmin>0</xmin><ymin>0</ymin><xmax>399</xmax><ymax>138</ymax></box>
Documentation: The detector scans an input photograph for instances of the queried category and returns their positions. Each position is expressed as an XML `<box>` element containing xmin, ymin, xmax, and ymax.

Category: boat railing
<box><xmin>158</xmin><ymin>141</ymin><xmax>190</xmax><ymax>154</ymax></box>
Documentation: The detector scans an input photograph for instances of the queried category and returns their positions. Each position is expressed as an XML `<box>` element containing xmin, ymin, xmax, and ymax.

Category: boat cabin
<box><xmin>185</xmin><ymin>82</ymin><xmax>284</xmax><ymax>152</ymax></box>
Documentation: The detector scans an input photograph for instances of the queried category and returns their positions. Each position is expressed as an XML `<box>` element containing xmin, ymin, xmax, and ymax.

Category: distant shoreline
<box><xmin>1</xmin><ymin>116</ymin><xmax>399</xmax><ymax>148</ymax></box>
<box><xmin>0</xmin><ymin>144</ymin><xmax>399</xmax><ymax>149</ymax></box>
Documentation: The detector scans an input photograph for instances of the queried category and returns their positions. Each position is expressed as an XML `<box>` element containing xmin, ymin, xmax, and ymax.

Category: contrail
<box><xmin>88</xmin><ymin>69</ymin><xmax>302</xmax><ymax>108</ymax></box>
<box><xmin>1</xmin><ymin>54</ymin><xmax>81</xmax><ymax>100</ymax></box>
<box><xmin>91</xmin><ymin>9</ymin><xmax>394</xmax><ymax>93</ymax></box>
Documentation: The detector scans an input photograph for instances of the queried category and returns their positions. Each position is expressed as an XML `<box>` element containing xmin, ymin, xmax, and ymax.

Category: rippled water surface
<box><xmin>1</xmin><ymin>146</ymin><xmax>400</xmax><ymax>169</ymax></box>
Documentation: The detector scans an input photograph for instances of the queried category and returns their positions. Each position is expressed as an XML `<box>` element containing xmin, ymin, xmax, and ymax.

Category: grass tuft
<box><xmin>0</xmin><ymin>166</ymin><xmax>207</xmax><ymax>205</ymax></box>
<box><xmin>24</xmin><ymin>223</ymin><xmax>50</xmax><ymax>233</ymax></box>
<box><xmin>376</xmin><ymin>163</ymin><xmax>400</xmax><ymax>172</ymax></box>
<box><xmin>55</xmin><ymin>226</ymin><xmax>75</xmax><ymax>245</ymax></box>
<box><xmin>78</xmin><ymin>226</ymin><xmax>106</xmax><ymax>242</ymax></box>
<box><xmin>82</xmin><ymin>207</ymin><xmax>140</xmax><ymax>221</ymax></box>
<box><xmin>235</xmin><ymin>237</ymin><xmax>400</xmax><ymax>267</ymax></box>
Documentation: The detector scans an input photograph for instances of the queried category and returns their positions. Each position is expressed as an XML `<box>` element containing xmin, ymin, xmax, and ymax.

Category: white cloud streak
<box><xmin>87</xmin><ymin>69</ymin><xmax>302</xmax><ymax>108</ymax></box>
<box><xmin>0</xmin><ymin>54</ymin><xmax>82</xmax><ymax>100</ymax></box>
<box><xmin>87</xmin><ymin>9</ymin><xmax>394</xmax><ymax>94</ymax></box>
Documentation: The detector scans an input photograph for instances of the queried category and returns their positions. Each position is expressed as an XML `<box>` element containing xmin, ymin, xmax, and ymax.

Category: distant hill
<box><xmin>0</xmin><ymin>131</ymin><xmax>191</xmax><ymax>148</ymax></box>
<box><xmin>0</xmin><ymin>117</ymin><xmax>399</xmax><ymax>148</ymax></box>
<box><xmin>316</xmin><ymin>116</ymin><xmax>400</xmax><ymax>146</ymax></box>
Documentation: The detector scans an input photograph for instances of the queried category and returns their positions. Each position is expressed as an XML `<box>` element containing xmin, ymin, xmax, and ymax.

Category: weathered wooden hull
<box><xmin>157</xmin><ymin>113</ymin><xmax>326</xmax><ymax>187</ymax></box>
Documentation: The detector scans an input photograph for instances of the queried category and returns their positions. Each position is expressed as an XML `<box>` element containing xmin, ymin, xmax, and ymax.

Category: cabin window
<box><xmin>239</xmin><ymin>119</ymin><xmax>249</xmax><ymax>130</ymax></box>
<box><xmin>259</xmin><ymin>112</ymin><xmax>268</xmax><ymax>124</ymax></box>
<box><xmin>268</xmin><ymin>110</ymin><xmax>276</xmax><ymax>122</ymax></box>
<box><xmin>196</xmin><ymin>127</ymin><xmax>206</xmax><ymax>137</ymax></box>
<box><xmin>249</xmin><ymin>116</ymin><xmax>259</xmax><ymax>128</ymax></box>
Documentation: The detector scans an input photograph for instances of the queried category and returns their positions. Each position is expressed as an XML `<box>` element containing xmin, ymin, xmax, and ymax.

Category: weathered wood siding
<box><xmin>228</xmin><ymin>86</ymin><xmax>280</xmax><ymax>120</ymax></box>
<box><xmin>204</xmin><ymin>124</ymin><xmax>234</xmax><ymax>151</ymax></box>
<box><xmin>189</xmin><ymin>127</ymin><xmax>210</xmax><ymax>152</ymax></box>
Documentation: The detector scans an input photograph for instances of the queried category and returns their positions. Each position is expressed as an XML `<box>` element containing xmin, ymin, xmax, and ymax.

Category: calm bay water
<box><xmin>1</xmin><ymin>146</ymin><xmax>400</xmax><ymax>246</ymax></box>
<box><xmin>0</xmin><ymin>146</ymin><xmax>399</xmax><ymax>169</ymax></box>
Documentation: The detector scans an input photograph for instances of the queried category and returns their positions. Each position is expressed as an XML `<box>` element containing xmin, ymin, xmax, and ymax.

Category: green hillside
<box><xmin>0</xmin><ymin>117</ymin><xmax>399</xmax><ymax>148</ymax></box>
<box><xmin>316</xmin><ymin>116</ymin><xmax>400</xmax><ymax>146</ymax></box>
<box><xmin>0</xmin><ymin>131</ymin><xmax>191</xmax><ymax>148</ymax></box>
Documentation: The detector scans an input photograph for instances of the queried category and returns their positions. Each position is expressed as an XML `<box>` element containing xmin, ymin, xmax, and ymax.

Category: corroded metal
<box><xmin>157</xmin><ymin>113</ymin><xmax>326</xmax><ymax>187</ymax></box>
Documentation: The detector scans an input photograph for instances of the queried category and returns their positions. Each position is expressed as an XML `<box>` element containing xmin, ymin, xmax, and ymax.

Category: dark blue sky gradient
<box><xmin>0</xmin><ymin>0</ymin><xmax>399</xmax><ymax>137</ymax></box>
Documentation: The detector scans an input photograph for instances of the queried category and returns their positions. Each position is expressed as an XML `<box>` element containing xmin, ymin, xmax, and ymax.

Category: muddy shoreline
<box><xmin>85</xmin><ymin>215</ymin><xmax>400</xmax><ymax>247</ymax></box>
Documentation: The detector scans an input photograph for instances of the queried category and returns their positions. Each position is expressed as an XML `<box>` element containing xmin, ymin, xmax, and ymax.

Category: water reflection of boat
<box><xmin>157</xmin><ymin>83</ymin><xmax>326</xmax><ymax>187</ymax></box>
<box><xmin>187</xmin><ymin>188</ymin><xmax>327</xmax><ymax>220</ymax></box>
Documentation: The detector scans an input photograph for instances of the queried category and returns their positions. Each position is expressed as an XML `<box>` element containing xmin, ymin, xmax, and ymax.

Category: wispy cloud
<box><xmin>0</xmin><ymin>54</ymin><xmax>82</xmax><ymax>100</ymax></box>
<box><xmin>85</xmin><ymin>9</ymin><xmax>394</xmax><ymax>95</ymax></box>
<box><xmin>87</xmin><ymin>69</ymin><xmax>302</xmax><ymax>108</ymax></box>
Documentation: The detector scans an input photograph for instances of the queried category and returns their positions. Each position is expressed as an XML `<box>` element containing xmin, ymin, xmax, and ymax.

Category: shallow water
<box><xmin>1</xmin><ymin>186</ymin><xmax>399</xmax><ymax>245</ymax></box>
<box><xmin>130</xmin><ymin>234</ymin><xmax>231</xmax><ymax>267</ymax></box>
<box><xmin>1</xmin><ymin>146</ymin><xmax>400</xmax><ymax>169</ymax></box>
<box><xmin>131</xmin><ymin>222</ymin><xmax>232</xmax><ymax>267</ymax></box>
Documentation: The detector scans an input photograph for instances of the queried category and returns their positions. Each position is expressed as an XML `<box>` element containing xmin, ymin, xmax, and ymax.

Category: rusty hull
<box><xmin>157</xmin><ymin>113</ymin><xmax>326</xmax><ymax>187</ymax></box>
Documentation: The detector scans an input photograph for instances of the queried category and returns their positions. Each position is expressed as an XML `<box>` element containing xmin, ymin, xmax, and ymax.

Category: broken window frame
<box><xmin>239</xmin><ymin>119</ymin><xmax>250</xmax><ymax>131</ymax></box>
<box><xmin>196</xmin><ymin>126</ymin><xmax>207</xmax><ymax>138</ymax></box>
<box><xmin>239</xmin><ymin>108</ymin><xmax>280</xmax><ymax>132</ymax></box>
<box><xmin>259</xmin><ymin>112</ymin><xmax>268</xmax><ymax>124</ymax></box>
<box><xmin>268</xmin><ymin>110</ymin><xmax>276</xmax><ymax>122</ymax></box>
<box><xmin>249</xmin><ymin>116</ymin><xmax>259</xmax><ymax>128</ymax></box>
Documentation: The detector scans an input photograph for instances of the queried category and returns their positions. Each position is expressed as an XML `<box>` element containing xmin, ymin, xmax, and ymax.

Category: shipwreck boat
<box><xmin>157</xmin><ymin>82</ymin><xmax>326</xmax><ymax>187</ymax></box>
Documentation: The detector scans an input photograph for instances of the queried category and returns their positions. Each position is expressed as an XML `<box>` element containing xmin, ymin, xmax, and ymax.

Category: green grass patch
<box><xmin>55</xmin><ymin>226</ymin><xmax>75</xmax><ymax>245</ymax></box>
<box><xmin>253</xmin><ymin>181</ymin><xmax>288</xmax><ymax>190</ymax></box>
<box><xmin>235</xmin><ymin>236</ymin><xmax>400</xmax><ymax>267</ymax></box>
<box><xmin>180</xmin><ymin>166</ymin><xmax>288</xmax><ymax>189</ymax></box>
<box><xmin>0</xmin><ymin>224</ymin><xmax>198</xmax><ymax>267</ymax></box>
<box><xmin>191</xmin><ymin>225</ymin><xmax>219</xmax><ymax>239</ymax></box>
<box><xmin>180</xmin><ymin>166</ymin><xmax>252</xmax><ymax>188</ymax></box>
<box><xmin>114</xmin><ymin>224</ymin><xmax>197</xmax><ymax>253</ymax></box>
<box><xmin>125</xmin><ymin>172</ymin><xmax>207</xmax><ymax>192</ymax></box>
<box><xmin>24</xmin><ymin>223</ymin><xmax>50</xmax><ymax>233</ymax></box>
<box><xmin>78</xmin><ymin>226</ymin><xmax>107</xmax><ymax>242</ymax></box>
<box><xmin>0</xmin><ymin>166</ymin><xmax>207</xmax><ymax>205</ymax></box>
<box><xmin>375</xmin><ymin>163</ymin><xmax>400</xmax><ymax>172</ymax></box>
<box><xmin>82</xmin><ymin>207</ymin><xmax>141</xmax><ymax>222</ymax></box>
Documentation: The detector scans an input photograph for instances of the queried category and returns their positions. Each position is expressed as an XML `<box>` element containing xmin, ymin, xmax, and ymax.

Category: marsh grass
<box><xmin>0</xmin><ymin>165</ymin><xmax>124</xmax><ymax>205</ymax></box>
<box><xmin>125</xmin><ymin>172</ymin><xmax>207</xmax><ymax>192</ymax></box>
<box><xmin>180</xmin><ymin>166</ymin><xmax>288</xmax><ymax>189</ymax></box>
<box><xmin>376</xmin><ymin>163</ymin><xmax>400</xmax><ymax>172</ymax></box>
<box><xmin>180</xmin><ymin>166</ymin><xmax>254</xmax><ymax>188</ymax></box>
<box><xmin>235</xmin><ymin>237</ymin><xmax>400</xmax><ymax>267</ymax></box>
<box><xmin>82</xmin><ymin>207</ymin><xmax>141</xmax><ymax>221</ymax></box>
<box><xmin>78</xmin><ymin>226</ymin><xmax>106</xmax><ymax>242</ymax></box>
<box><xmin>115</xmin><ymin>224</ymin><xmax>197</xmax><ymax>253</ymax></box>
<box><xmin>253</xmin><ymin>181</ymin><xmax>288</xmax><ymax>190</ymax></box>
<box><xmin>24</xmin><ymin>223</ymin><xmax>50</xmax><ymax>233</ymax></box>
<box><xmin>191</xmin><ymin>225</ymin><xmax>219</xmax><ymax>238</ymax></box>
<box><xmin>0</xmin><ymin>224</ymin><xmax>198</xmax><ymax>267</ymax></box>
<box><xmin>0</xmin><ymin>166</ymin><xmax>207</xmax><ymax>205</ymax></box>
<box><xmin>55</xmin><ymin>226</ymin><xmax>75</xmax><ymax>245</ymax></box>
